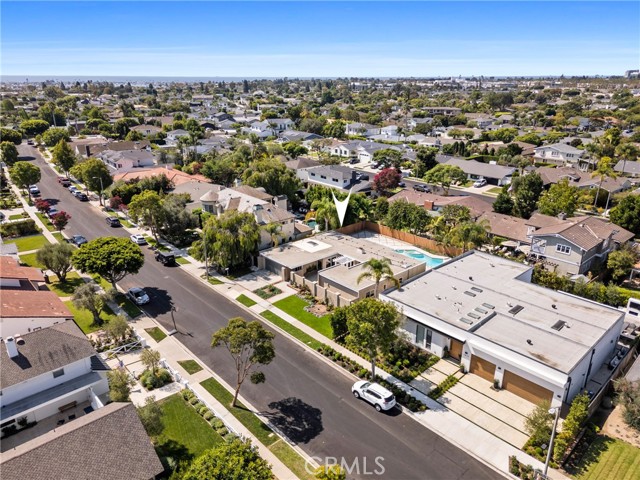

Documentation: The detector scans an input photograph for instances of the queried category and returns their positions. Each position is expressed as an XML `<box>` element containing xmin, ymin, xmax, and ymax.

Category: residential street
<box><xmin>21</xmin><ymin>145</ymin><xmax>498</xmax><ymax>480</ymax></box>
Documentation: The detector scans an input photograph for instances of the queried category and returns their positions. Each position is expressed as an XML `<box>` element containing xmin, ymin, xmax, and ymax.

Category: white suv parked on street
<box><xmin>352</xmin><ymin>381</ymin><xmax>396</xmax><ymax>412</ymax></box>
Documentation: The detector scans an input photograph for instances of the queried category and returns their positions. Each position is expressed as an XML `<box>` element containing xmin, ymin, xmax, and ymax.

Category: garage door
<box><xmin>469</xmin><ymin>356</ymin><xmax>496</xmax><ymax>382</ymax></box>
<box><xmin>449</xmin><ymin>339</ymin><xmax>463</xmax><ymax>360</ymax></box>
<box><xmin>503</xmin><ymin>370</ymin><xmax>553</xmax><ymax>405</ymax></box>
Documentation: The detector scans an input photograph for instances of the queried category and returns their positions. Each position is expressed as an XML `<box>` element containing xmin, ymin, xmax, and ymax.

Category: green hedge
<box><xmin>0</xmin><ymin>219</ymin><xmax>39</xmax><ymax>237</ymax></box>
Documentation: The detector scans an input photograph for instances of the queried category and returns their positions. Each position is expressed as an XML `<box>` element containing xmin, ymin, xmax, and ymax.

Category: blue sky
<box><xmin>2</xmin><ymin>1</ymin><xmax>638</xmax><ymax>77</ymax></box>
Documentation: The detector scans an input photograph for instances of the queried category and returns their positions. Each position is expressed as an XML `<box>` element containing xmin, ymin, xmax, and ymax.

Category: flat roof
<box><xmin>385</xmin><ymin>251</ymin><xmax>623</xmax><ymax>373</ymax></box>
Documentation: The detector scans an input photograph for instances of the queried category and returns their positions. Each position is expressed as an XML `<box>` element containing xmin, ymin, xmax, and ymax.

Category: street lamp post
<box><xmin>168</xmin><ymin>305</ymin><xmax>178</xmax><ymax>336</ymax></box>
<box><xmin>543</xmin><ymin>406</ymin><xmax>561</xmax><ymax>478</ymax></box>
<box><xmin>92</xmin><ymin>176</ymin><xmax>104</xmax><ymax>206</ymax></box>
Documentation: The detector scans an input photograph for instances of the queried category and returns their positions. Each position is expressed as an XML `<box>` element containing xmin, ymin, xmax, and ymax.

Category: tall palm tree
<box><xmin>591</xmin><ymin>156</ymin><xmax>617</xmax><ymax>208</ymax></box>
<box><xmin>310</xmin><ymin>197</ymin><xmax>339</xmax><ymax>232</ymax></box>
<box><xmin>262</xmin><ymin>222</ymin><xmax>284</xmax><ymax>247</ymax></box>
<box><xmin>357</xmin><ymin>258</ymin><xmax>400</xmax><ymax>298</ymax></box>
<box><xmin>446</xmin><ymin>220</ymin><xmax>490</xmax><ymax>252</ymax></box>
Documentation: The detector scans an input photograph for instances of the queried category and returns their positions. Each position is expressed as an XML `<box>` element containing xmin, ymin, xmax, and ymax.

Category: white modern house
<box><xmin>534</xmin><ymin>144</ymin><xmax>584</xmax><ymax>167</ymax></box>
<box><xmin>382</xmin><ymin>251</ymin><xmax>625</xmax><ymax>407</ymax></box>
<box><xmin>345</xmin><ymin>122</ymin><xmax>381</xmax><ymax>137</ymax></box>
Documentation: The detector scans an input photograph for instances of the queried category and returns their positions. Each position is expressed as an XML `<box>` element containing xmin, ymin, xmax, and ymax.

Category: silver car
<box><xmin>127</xmin><ymin>287</ymin><xmax>150</xmax><ymax>305</ymax></box>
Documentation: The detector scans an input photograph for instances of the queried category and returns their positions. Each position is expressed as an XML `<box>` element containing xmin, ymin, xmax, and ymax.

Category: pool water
<box><xmin>395</xmin><ymin>249</ymin><xmax>445</xmax><ymax>268</ymax></box>
<box><xmin>307</xmin><ymin>220</ymin><xmax>318</xmax><ymax>229</ymax></box>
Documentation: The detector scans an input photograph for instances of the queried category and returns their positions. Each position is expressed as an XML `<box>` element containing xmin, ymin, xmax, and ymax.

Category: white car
<box><xmin>127</xmin><ymin>287</ymin><xmax>150</xmax><ymax>305</ymax></box>
<box><xmin>68</xmin><ymin>185</ymin><xmax>79</xmax><ymax>194</ymax></box>
<box><xmin>28</xmin><ymin>185</ymin><xmax>40</xmax><ymax>195</ymax></box>
<box><xmin>352</xmin><ymin>381</ymin><xmax>396</xmax><ymax>412</ymax></box>
<box><xmin>473</xmin><ymin>179</ymin><xmax>487</xmax><ymax>188</ymax></box>
<box><xmin>130</xmin><ymin>234</ymin><xmax>147</xmax><ymax>245</ymax></box>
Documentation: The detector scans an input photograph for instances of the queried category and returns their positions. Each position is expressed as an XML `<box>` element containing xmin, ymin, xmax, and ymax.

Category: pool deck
<box><xmin>353</xmin><ymin>231</ymin><xmax>449</xmax><ymax>261</ymax></box>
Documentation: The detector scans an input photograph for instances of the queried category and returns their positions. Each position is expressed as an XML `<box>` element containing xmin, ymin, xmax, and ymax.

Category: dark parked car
<box><xmin>155</xmin><ymin>251</ymin><xmax>176</xmax><ymax>266</ymax></box>
<box><xmin>76</xmin><ymin>192</ymin><xmax>89</xmax><ymax>201</ymax></box>
<box><xmin>105</xmin><ymin>217</ymin><xmax>121</xmax><ymax>227</ymax></box>
<box><xmin>413</xmin><ymin>184</ymin><xmax>431</xmax><ymax>193</ymax></box>
<box><xmin>69</xmin><ymin>235</ymin><xmax>88</xmax><ymax>247</ymax></box>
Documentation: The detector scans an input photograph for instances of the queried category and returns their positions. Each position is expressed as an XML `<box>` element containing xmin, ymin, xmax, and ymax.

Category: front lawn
<box><xmin>155</xmin><ymin>394</ymin><xmax>223</xmax><ymax>463</ymax></box>
<box><xmin>176</xmin><ymin>256</ymin><xmax>190</xmax><ymax>265</ymax></box>
<box><xmin>178</xmin><ymin>360</ymin><xmax>203</xmax><ymax>375</ymax></box>
<box><xmin>64</xmin><ymin>300</ymin><xmax>117</xmax><ymax>334</ymax></box>
<box><xmin>6</xmin><ymin>234</ymin><xmax>49</xmax><ymax>252</ymax></box>
<box><xmin>571</xmin><ymin>436</ymin><xmax>640</xmax><ymax>480</ymax></box>
<box><xmin>36</xmin><ymin>212</ymin><xmax>56</xmax><ymax>232</ymax></box>
<box><xmin>273</xmin><ymin>295</ymin><xmax>333</xmax><ymax>338</ymax></box>
<box><xmin>8</xmin><ymin>213</ymin><xmax>25</xmax><ymax>220</ymax></box>
<box><xmin>236</xmin><ymin>294</ymin><xmax>257</xmax><ymax>307</ymax></box>
<box><xmin>46</xmin><ymin>272</ymin><xmax>84</xmax><ymax>296</ymax></box>
<box><xmin>91</xmin><ymin>274</ymin><xmax>112</xmax><ymax>292</ymax></box>
<box><xmin>486</xmin><ymin>187</ymin><xmax>503</xmax><ymax>195</ymax></box>
<box><xmin>203</xmin><ymin>275</ymin><xmax>223</xmax><ymax>285</ymax></box>
<box><xmin>145</xmin><ymin>326</ymin><xmax>167</xmax><ymax>343</ymax></box>
<box><xmin>19</xmin><ymin>252</ymin><xmax>43</xmax><ymax>268</ymax></box>
<box><xmin>261</xmin><ymin>311</ymin><xmax>323</xmax><ymax>350</ymax></box>
<box><xmin>114</xmin><ymin>293</ymin><xmax>143</xmax><ymax>318</ymax></box>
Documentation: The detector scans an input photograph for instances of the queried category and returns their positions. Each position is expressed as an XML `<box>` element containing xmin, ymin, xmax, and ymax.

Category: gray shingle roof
<box><xmin>0</xmin><ymin>402</ymin><xmax>164</xmax><ymax>480</ymax></box>
<box><xmin>0</xmin><ymin>321</ymin><xmax>96</xmax><ymax>389</ymax></box>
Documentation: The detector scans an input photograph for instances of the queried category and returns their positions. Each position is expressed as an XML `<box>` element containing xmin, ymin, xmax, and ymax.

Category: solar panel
<box><xmin>552</xmin><ymin>320</ymin><xmax>566</xmax><ymax>331</ymax></box>
<box><xmin>508</xmin><ymin>305</ymin><xmax>524</xmax><ymax>315</ymax></box>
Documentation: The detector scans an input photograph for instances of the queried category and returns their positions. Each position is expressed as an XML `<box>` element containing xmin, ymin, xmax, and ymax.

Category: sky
<box><xmin>1</xmin><ymin>1</ymin><xmax>638</xmax><ymax>78</ymax></box>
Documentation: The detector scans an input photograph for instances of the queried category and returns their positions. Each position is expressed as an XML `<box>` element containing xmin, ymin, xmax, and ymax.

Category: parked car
<box><xmin>398</xmin><ymin>182</ymin><xmax>406</xmax><ymax>188</ymax></box>
<box><xmin>27</xmin><ymin>139</ymin><xmax>34</xmax><ymax>145</ymax></box>
<box><xmin>352</xmin><ymin>381</ymin><xmax>396</xmax><ymax>412</ymax></box>
<box><xmin>127</xmin><ymin>287</ymin><xmax>150</xmax><ymax>305</ymax></box>
<box><xmin>75</xmin><ymin>192</ymin><xmax>89</xmax><ymax>201</ymax></box>
<box><xmin>28</xmin><ymin>185</ymin><xmax>40</xmax><ymax>195</ymax></box>
<box><xmin>155</xmin><ymin>251</ymin><xmax>176</xmax><ymax>266</ymax></box>
<box><xmin>413</xmin><ymin>184</ymin><xmax>431</xmax><ymax>193</ymax></box>
<box><xmin>57</xmin><ymin>177</ymin><xmax>71</xmax><ymax>187</ymax></box>
<box><xmin>105</xmin><ymin>217</ymin><xmax>121</xmax><ymax>227</ymax></box>
<box><xmin>349</xmin><ymin>158</ymin><xmax>359</xmax><ymax>164</ymax></box>
<box><xmin>473</xmin><ymin>179</ymin><xmax>487</xmax><ymax>188</ymax></box>
<box><xmin>130</xmin><ymin>234</ymin><xmax>147</xmax><ymax>245</ymax></box>
<box><xmin>68</xmin><ymin>185</ymin><xmax>79</xmax><ymax>195</ymax></box>
<box><xmin>69</xmin><ymin>235</ymin><xmax>88</xmax><ymax>247</ymax></box>
<box><xmin>47</xmin><ymin>207</ymin><xmax>59</xmax><ymax>218</ymax></box>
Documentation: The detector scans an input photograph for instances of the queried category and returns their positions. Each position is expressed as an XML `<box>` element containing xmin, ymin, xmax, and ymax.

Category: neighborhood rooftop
<box><xmin>385</xmin><ymin>251</ymin><xmax>623</xmax><ymax>373</ymax></box>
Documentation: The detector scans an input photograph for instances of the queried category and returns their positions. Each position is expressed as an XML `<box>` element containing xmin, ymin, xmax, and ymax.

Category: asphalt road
<box><xmin>20</xmin><ymin>145</ymin><xmax>498</xmax><ymax>480</ymax></box>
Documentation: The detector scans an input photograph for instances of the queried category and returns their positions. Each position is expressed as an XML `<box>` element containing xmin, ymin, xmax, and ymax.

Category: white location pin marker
<box><xmin>332</xmin><ymin>188</ymin><xmax>352</xmax><ymax>227</ymax></box>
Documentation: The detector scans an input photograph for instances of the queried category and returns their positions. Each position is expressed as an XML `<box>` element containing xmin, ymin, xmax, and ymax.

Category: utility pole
<box><xmin>203</xmin><ymin>229</ymin><xmax>209</xmax><ymax>280</ymax></box>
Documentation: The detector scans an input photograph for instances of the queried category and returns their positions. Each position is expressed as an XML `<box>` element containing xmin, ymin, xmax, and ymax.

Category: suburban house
<box><xmin>268</xmin><ymin>118</ymin><xmax>295</xmax><ymax>132</ymax></box>
<box><xmin>614</xmin><ymin>159</ymin><xmax>640</xmax><ymax>177</ymax></box>
<box><xmin>534</xmin><ymin>144</ymin><xmax>585</xmax><ymax>167</ymax></box>
<box><xmin>345</xmin><ymin>122</ymin><xmax>381</xmax><ymax>137</ymax></box>
<box><xmin>0</xmin><ymin>320</ymin><xmax>110</xmax><ymax>435</ymax></box>
<box><xmin>442</xmin><ymin>157</ymin><xmax>515</xmax><ymax>186</ymax></box>
<box><xmin>165</xmin><ymin>129</ymin><xmax>191</xmax><ymax>145</ymax></box>
<box><xmin>528</xmin><ymin>215</ymin><xmax>634</xmax><ymax>275</ymax></box>
<box><xmin>199</xmin><ymin>185</ymin><xmax>304</xmax><ymax>248</ymax></box>
<box><xmin>278</xmin><ymin>130</ymin><xmax>323</xmax><ymax>142</ymax></box>
<box><xmin>74</xmin><ymin>139</ymin><xmax>151</xmax><ymax>158</ymax></box>
<box><xmin>259</xmin><ymin>231</ymin><xmax>428</xmax><ymax>306</ymax></box>
<box><xmin>536</xmin><ymin>165</ymin><xmax>632</xmax><ymax>195</ymax></box>
<box><xmin>130</xmin><ymin>124</ymin><xmax>162</xmax><ymax>137</ymax></box>
<box><xmin>296</xmin><ymin>164</ymin><xmax>372</xmax><ymax>194</ymax></box>
<box><xmin>424</xmin><ymin>106</ymin><xmax>462</xmax><ymax>116</ymax></box>
<box><xmin>0</xmin><ymin>402</ymin><xmax>163</xmax><ymax>480</ymax></box>
<box><xmin>0</xmin><ymin>257</ymin><xmax>72</xmax><ymax>337</ymax></box>
<box><xmin>96</xmin><ymin>149</ymin><xmax>155</xmax><ymax>173</ymax></box>
<box><xmin>382</xmin><ymin>251</ymin><xmax>625</xmax><ymax>407</ymax></box>
<box><xmin>388</xmin><ymin>190</ymin><xmax>494</xmax><ymax>218</ymax></box>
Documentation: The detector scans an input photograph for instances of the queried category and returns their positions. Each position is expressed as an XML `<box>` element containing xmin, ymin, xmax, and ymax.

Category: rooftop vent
<box><xmin>482</xmin><ymin>303</ymin><xmax>496</xmax><ymax>310</ymax></box>
<box><xmin>464</xmin><ymin>291</ymin><xmax>476</xmax><ymax>297</ymax></box>
<box><xmin>468</xmin><ymin>312</ymin><xmax>481</xmax><ymax>320</ymax></box>
<box><xmin>552</xmin><ymin>320</ymin><xmax>566</xmax><ymax>331</ymax></box>
<box><xmin>459</xmin><ymin>317</ymin><xmax>473</xmax><ymax>325</ymax></box>
<box><xmin>509</xmin><ymin>305</ymin><xmax>524</xmax><ymax>315</ymax></box>
<box><xmin>469</xmin><ymin>276</ymin><xmax>474</xmax><ymax>281</ymax></box>
<box><xmin>5</xmin><ymin>336</ymin><xmax>18</xmax><ymax>358</ymax></box>
<box><xmin>471</xmin><ymin>287</ymin><xmax>483</xmax><ymax>293</ymax></box>
<box><xmin>474</xmin><ymin>307</ymin><xmax>488</xmax><ymax>314</ymax></box>
<box><xmin>526</xmin><ymin>339</ymin><xmax>533</xmax><ymax>345</ymax></box>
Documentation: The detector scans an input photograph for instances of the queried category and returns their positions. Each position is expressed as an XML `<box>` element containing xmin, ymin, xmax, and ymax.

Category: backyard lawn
<box><xmin>273</xmin><ymin>295</ymin><xmax>333</xmax><ymax>338</ymax></box>
<box><xmin>155</xmin><ymin>394</ymin><xmax>223</xmax><ymax>463</ymax></box>
<box><xmin>64</xmin><ymin>300</ymin><xmax>117</xmax><ymax>334</ymax></box>
<box><xmin>571</xmin><ymin>436</ymin><xmax>640</xmax><ymax>480</ymax></box>
<box><xmin>6</xmin><ymin>234</ymin><xmax>49</xmax><ymax>252</ymax></box>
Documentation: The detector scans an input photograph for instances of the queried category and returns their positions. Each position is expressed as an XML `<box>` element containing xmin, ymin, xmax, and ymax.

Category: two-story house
<box><xmin>345</xmin><ymin>122</ymin><xmax>381</xmax><ymax>137</ymax></box>
<box><xmin>165</xmin><ymin>129</ymin><xmax>191</xmax><ymax>145</ymax></box>
<box><xmin>297</xmin><ymin>164</ymin><xmax>372</xmax><ymax>195</ymax></box>
<box><xmin>534</xmin><ymin>144</ymin><xmax>584</xmax><ymax>167</ymax></box>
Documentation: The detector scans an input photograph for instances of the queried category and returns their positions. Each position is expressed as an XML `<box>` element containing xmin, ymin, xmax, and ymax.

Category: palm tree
<box><xmin>357</xmin><ymin>258</ymin><xmax>400</xmax><ymax>298</ymax></box>
<box><xmin>591</xmin><ymin>156</ymin><xmax>617</xmax><ymax>208</ymax></box>
<box><xmin>310</xmin><ymin>197</ymin><xmax>339</xmax><ymax>232</ymax></box>
<box><xmin>446</xmin><ymin>220</ymin><xmax>490</xmax><ymax>252</ymax></box>
<box><xmin>262</xmin><ymin>222</ymin><xmax>284</xmax><ymax>247</ymax></box>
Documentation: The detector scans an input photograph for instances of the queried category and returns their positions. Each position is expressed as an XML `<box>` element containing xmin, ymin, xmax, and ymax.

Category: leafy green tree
<box><xmin>20</xmin><ymin>119</ymin><xmax>50</xmax><ymax>136</ymax></box>
<box><xmin>128</xmin><ymin>190</ymin><xmax>164</xmax><ymax>242</ymax></box>
<box><xmin>373</xmin><ymin>168</ymin><xmax>402</xmax><ymax>194</ymax></box>
<box><xmin>385</xmin><ymin>199</ymin><xmax>431</xmax><ymax>234</ymax></box>
<box><xmin>357</xmin><ymin>258</ymin><xmax>399</xmax><ymax>297</ymax></box>
<box><xmin>9</xmin><ymin>161</ymin><xmax>41</xmax><ymax>193</ymax></box>
<box><xmin>51</xmin><ymin>139</ymin><xmax>77</xmax><ymax>174</ymax></box>
<box><xmin>537</xmin><ymin>179</ymin><xmax>579</xmax><ymax>217</ymax></box>
<box><xmin>446</xmin><ymin>220</ymin><xmax>490</xmax><ymax>252</ymax></box>
<box><xmin>107</xmin><ymin>369</ymin><xmax>134</xmax><ymax>402</ymax></box>
<box><xmin>282</xmin><ymin>142</ymin><xmax>308</xmax><ymax>159</ymax></box>
<box><xmin>182</xmin><ymin>439</ymin><xmax>273</xmax><ymax>480</ymax></box>
<box><xmin>512</xmin><ymin>172</ymin><xmax>543</xmax><ymax>219</ymax></box>
<box><xmin>322</xmin><ymin>120</ymin><xmax>346</xmax><ymax>139</ymax></box>
<box><xmin>242</xmin><ymin>157</ymin><xmax>301</xmax><ymax>204</ymax></box>
<box><xmin>591</xmin><ymin>156</ymin><xmax>617</xmax><ymax>208</ymax></box>
<box><xmin>140</xmin><ymin>348</ymin><xmax>161</xmax><ymax>377</ymax></box>
<box><xmin>609</xmin><ymin>194</ymin><xmax>640</xmax><ymax>235</ymax></box>
<box><xmin>524</xmin><ymin>400</ymin><xmax>552</xmax><ymax>444</ymax></box>
<box><xmin>493</xmin><ymin>186</ymin><xmax>514</xmax><ymax>215</ymax></box>
<box><xmin>70</xmin><ymin>158</ymin><xmax>113</xmax><ymax>193</ymax></box>
<box><xmin>607</xmin><ymin>246</ymin><xmax>639</xmax><ymax>282</ymax></box>
<box><xmin>515</xmin><ymin>132</ymin><xmax>543</xmax><ymax>146</ymax></box>
<box><xmin>413</xmin><ymin>147</ymin><xmax>438</xmax><ymax>178</ymax></box>
<box><xmin>202</xmin><ymin>155</ymin><xmax>240</xmax><ymax>186</ymax></box>
<box><xmin>137</xmin><ymin>396</ymin><xmax>164</xmax><ymax>437</ymax></box>
<box><xmin>311</xmin><ymin>196</ymin><xmax>339</xmax><ymax>231</ymax></box>
<box><xmin>72</xmin><ymin>283</ymin><xmax>110</xmax><ymax>326</ymax></box>
<box><xmin>41</xmin><ymin>127</ymin><xmax>70</xmax><ymax>147</ymax></box>
<box><xmin>211</xmin><ymin>317</ymin><xmax>275</xmax><ymax>407</ymax></box>
<box><xmin>330</xmin><ymin>306</ymin><xmax>349</xmax><ymax>342</ymax></box>
<box><xmin>423</xmin><ymin>164</ymin><xmax>467</xmax><ymax>196</ymax></box>
<box><xmin>1</xmin><ymin>99</ymin><xmax>14</xmax><ymax>111</ymax></box>
<box><xmin>373</xmin><ymin>196</ymin><xmax>389</xmax><ymax>222</ymax></box>
<box><xmin>0</xmin><ymin>128</ymin><xmax>22</xmax><ymax>145</ymax></box>
<box><xmin>159</xmin><ymin>194</ymin><xmax>198</xmax><ymax>246</ymax></box>
<box><xmin>613</xmin><ymin>378</ymin><xmax>640</xmax><ymax>431</ymax></box>
<box><xmin>0</xmin><ymin>141</ymin><xmax>19</xmax><ymax>166</ymax></box>
<box><xmin>345</xmin><ymin>298</ymin><xmax>401</xmax><ymax>379</ymax></box>
<box><xmin>373</xmin><ymin>149</ymin><xmax>403</xmax><ymax>169</ymax></box>
<box><xmin>553</xmin><ymin>393</ymin><xmax>589</xmax><ymax>461</ymax></box>
<box><xmin>36</xmin><ymin>243</ymin><xmax>75</xmax><ymax>282</ymax></box>
<box><xmin>315</xmin><ymin>465</ymin><xmax>346</xmax><ymax>480</ymax></box>
<box><xmin>104</xmin><ymin>315</ymin><xmax>129</xmax><ymax>342</ymax></box>
<box><xmin>262</xmin><ymin>222</ymin><xmax>284</xmax><ymax>247</ymax></box>
<box><xmin>192</xmin><ymin>211</ymin><xmax>260</xmax><ymax>271</ymax></box>
<box><xmin>72</xmin><ymin>236</ymin><xmax>145</xmax><ymax>290</ymax></box>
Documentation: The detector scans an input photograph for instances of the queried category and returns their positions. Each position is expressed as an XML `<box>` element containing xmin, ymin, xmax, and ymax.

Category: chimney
<box><xmin>85</xmin><ymin>145</ymin><xmax>91</xmax><ymax>157</ymax></box>
<box><xmin>424</xmin><ymin>200</ymin><xmax>434</xmax><ymax>211</ymax></box>
<box><xmin>5</xmin><ymin>336</ymin><xmax>19</xmax><ymax>358</ymax></box>
<box><xmin>253</xmin><ymin>204</ymin><xmax>264</xmax><ymax>223</ymax></box>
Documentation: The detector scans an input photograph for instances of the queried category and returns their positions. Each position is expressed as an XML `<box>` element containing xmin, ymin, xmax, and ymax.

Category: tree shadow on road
<box><xmin>262</xmin><ymin>397</ymin><xmax>323</xmax><ymax>444</ymax></box>
<box><xmin>142</xmin><ymin>287</ymin><xmax>174</xmax><ymax>316</ymax></box>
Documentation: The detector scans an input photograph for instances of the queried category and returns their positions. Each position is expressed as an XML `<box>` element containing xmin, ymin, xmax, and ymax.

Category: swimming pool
<box><xmin>395</xmin><ymin>249</ymin><xmax>445</xmax><ymax>268</ymax></box>
<box><xmin>306</xmin><ymin>220</ymin><xmax>318</xmax><ymax>229</ymax></box>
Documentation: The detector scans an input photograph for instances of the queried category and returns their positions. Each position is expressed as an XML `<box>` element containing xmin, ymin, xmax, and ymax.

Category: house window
<box><xmin>416</xmin><ymin>324</ymin><xmax>425</xmax><ymax>345</ymax></box>
<box><xmin>551</xmin><ymin>151</ymin><xmax>558</xmax><ymax>157</ymax></box>
<box><xmin>425</xmin><ymin>329</ymin><xmax>433</xmax><ymax>348</ymax></box>
<box><xmin>320</xmin><ymin>175</ymin><xmax>327</xmax><ymax>179</ymax></box>
<box><xmin>556</xmin><ymin>244</ymin><xmax>572</xmax><ymax>255</ymax></box>
<box><xmin>52</xmin><ymin>368</ymin><xmax>65</xmax><ymax>378</ymax></box>
<box><xmin>332</xmin><ymin>178</ymin><xmax>339</xmax><ymax>182</ymax></box>
<box><xmin>310</xmin><ymin>173</ymin><xmax>316</xmax><ymax>177</ymax></box>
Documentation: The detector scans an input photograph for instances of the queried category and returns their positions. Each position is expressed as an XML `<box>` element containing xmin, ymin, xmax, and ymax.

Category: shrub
<box><xmin>189</xmin><ymin>396</ymin><xmax>200</xmax><ymax>405</ymax></box>
<box><xmin>223</xmin><ymin>432</ymin><xmax>236</xmax><ymax>442</ymax></box>
<box><xmin>198</xmin><ymin>405</ymin><xmax>210</xmax><ymax>416</ymax></box>
<box><xmin>140</xmin><ymin>368</ymin><xmax>172</xmax><ymax>390</ymax></box>
<box><xmin>212</xmin><ymin>418</ymin><xmax>224</xmax><ymax>429</ymax></box>
<box><xmin>17</xmin><ymin>416</ymin><xmax>28</xmax><ymax>427</ymax></box>
<box><xmin>203</xmin><ymin>411</ymin><xmax>214</xmax><ymax>421</ymax></box>
<box><xmin>181</xmin><ymin>389</ymin><xmax>195</xmax><ymax>401</ymax></box>
<box><xmin>1</xmin><ymin>425</ymin><xmax>18</xmax><ymax>438</ymax></box>
<box><xmin>216</xmin><ymin>426</ymin><xmax>228</xmax><ymax>436</ymax></box>
<box><xmin>0</xmin><ymin>219</ymin><xmax>39</xmax><ymax>237</ymax></box>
